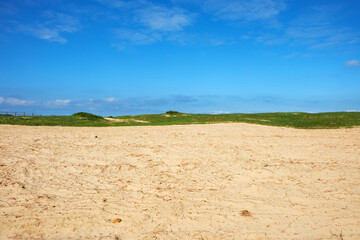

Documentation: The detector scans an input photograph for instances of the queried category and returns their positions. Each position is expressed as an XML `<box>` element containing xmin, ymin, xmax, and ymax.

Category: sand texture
<box><xmin>0</xmin><ymin>123</ymin><xmax>359</xmax><ymax>240</ymax></box>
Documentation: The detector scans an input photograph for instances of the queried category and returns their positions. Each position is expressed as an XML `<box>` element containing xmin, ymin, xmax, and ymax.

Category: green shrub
<box><xmin>72</xmin><ymin>112</ymin><xmax>103</xmax><ymax>120</ymax></box>
<box><xmin>166</xmin><ymin>111</ymin><xmax>180</xmax><ymax>115</ymax></box>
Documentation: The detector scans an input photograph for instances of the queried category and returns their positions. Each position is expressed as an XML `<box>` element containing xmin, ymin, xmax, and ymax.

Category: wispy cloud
<box><xmin>98</xmin><ymin>1</ymin><xmax>360</xmax><ymax>49</ymax></box>
<box><xmin>0</xmin><ymin>96</ymin><xmax>74</xmax><ymax>108</ymax></box>
<box><xmin>255</xmin><ymin>33</ymin><xmax>286</xmax><ymax>45</ymax></box>
<box><xmin>113</xmin><ymin>24</ymin><xmax>193</xmax><ymax>49</ymax></box>
<box><xmin>209</xmin><ymin>39</ymin><xmax>225</xmax><ymax>46</ymax></box>
<box><xmin>43</xmin><ymin>99</ymin><xmax>71</xmax><ymax>107</ymax></box>
<box><xmin>211</xmin><ymin>110</ymin><xmax>230</xmax><ymax>114</ymax></box>
<box><xmin>54</xmin><ymin>99</ymin><xmax>71</xmax><ymax>105</ymax></box>
<box><xmin>24</xmin><ymin>25</ymin><xmax>69</xmax><ymax>43</ymax></box>
<box><xmin>285</xmin><ymin>5</ymin><xmax>360</xmax><ymax>49</ymax></box>
<box><xmin>251</xmin><ymin>4</ymin><xmax>360</xmax><ymax>50</ymax></box>
<box><xmin>135</xmin><ymin>6</ymin><xmax>192</xmax><ymax>32</ymax></box>
<box><xmin>18</xmin><ymin>11</ymin><xmax>80</xmax><ymax>43</ymax></box>
<box><xmin>104</xmin><ymin>97</ymin><xmax>117</xmax><ymax>102</ymax></box>
<box><xmin>202</xmin><ymin>0</ymin><xmax>286</xmax><ymax>21</ymax></box>
<box><xmin>96</xmin><ymin>0</ymin><xmax>194</xmax><ymax>47</ymax></box>
<box><xmin>285</xmin><ymin>25</ymin><xmax>358</xmax><ymax>49</ymax></box>
<box><xmin>114</xmin><ymin>29</ymin><xmax>161</xmax><ymax>47</ymax></box>
<box><xmin>345</xmin><ymin>60</ymin><xmax>359</xmax><ymax>68</ymax></box>
<box><xmin>0</xmin><ymin>97</ymin><xmax>35</xmax><ymax>106</ymax></box>
<box><xmin>171</xmin><ymin>0</ymin><xmax>286</xmax><ymax>21</ymax></box>
<box><xmin>0</xmin><ymin>2</ymin><xmax>17</xmax><ymax>16</ymax></box>
<box><xmin>1</xmin><ymin>95</ymin><xmax>359</xmax><ymax>116</ymax></box>
<box><xmin>2</xmin><ymin>0</ymin><xmax>359</xmax><ymax>50</ymax></box>
<box><xmin>95</xmin><ymin>0</ymin><xmax>143</xmax><ymax>9</ymax></box>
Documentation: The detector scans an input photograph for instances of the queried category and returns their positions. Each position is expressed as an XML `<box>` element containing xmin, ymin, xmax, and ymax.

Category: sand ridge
<box><xmin>0</xmin><ymin>123</ymin><xmax>359</xmax><ymax>239</ymax></box>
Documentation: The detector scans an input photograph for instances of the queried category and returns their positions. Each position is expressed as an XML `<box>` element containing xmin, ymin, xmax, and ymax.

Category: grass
<box><xmin>0</xmin><ymin>111</ymin><xmax>360</xmax><ymax>129</ymax></box>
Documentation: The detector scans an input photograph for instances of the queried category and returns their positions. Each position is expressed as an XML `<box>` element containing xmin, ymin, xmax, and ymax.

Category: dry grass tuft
<box><xmin>112</xmin><ymin>218</ymin><xmax>122</xmax><ymax>223</ymax></box>
<box><xmin>240</xmin><ymin>210</ymin><xmax>251</xmax><ymax>217</ymax></box>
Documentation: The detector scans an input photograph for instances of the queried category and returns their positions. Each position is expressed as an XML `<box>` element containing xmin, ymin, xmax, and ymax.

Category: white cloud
<box><xmin>43</xmin><ymin>99</ymin><xmax>71</xmax><ymax>107</ymax></box>
<box><xmin>345</xmin><ymin>60</ymin><xmax>359</xmax><ymax>67</ymax></box>
<box><xmin>0</xmin><ymin>97</ymin><xmax>35</xmax><ymax>106</ymax></box>
<box><xmin>55</xmin><ymin>99</ymin><xmax>71</xmax><ymax>105</ymax></box>
<box><xmin>211</xmin><ymin>110</ymin><xmax>230</xmax><ymax>114</ymax></box>
<box><xmin>136</xmin><ymin>6</ymin><xmax>192</xmax><ymax>32</ymax></box>
<box><xmin>104</xmin><ymin>97</ymin><xmax>116</xmax><ymax>102</ymax></box>
<box><xmin>6</xmin><ymin>97</ymin><xmax>27</xmax><ymax>105</ymax></box>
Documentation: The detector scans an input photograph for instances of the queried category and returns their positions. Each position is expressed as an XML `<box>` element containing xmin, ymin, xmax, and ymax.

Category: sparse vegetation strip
<box><xmin>0</xmin><ymin>111</ymin><xmax>359</xmax><ymax>129</ymax></box>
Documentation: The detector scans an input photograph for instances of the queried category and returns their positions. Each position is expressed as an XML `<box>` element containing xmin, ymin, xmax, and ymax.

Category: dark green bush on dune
<box><xmin>72</xmin><ymin>112</ymin><xmax>103</xmax><ymax>120</ymax></box>
<box><xmin>166</xmin><ymin>111</ymin><xmax>180</xmax><ymax>115</ymax></box>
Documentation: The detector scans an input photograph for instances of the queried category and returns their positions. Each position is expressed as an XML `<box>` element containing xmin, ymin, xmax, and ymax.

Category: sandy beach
<box><xmin>0</xmin><ymin>123</ymin><xmax>359</xmax><ymax>240</ymax></box>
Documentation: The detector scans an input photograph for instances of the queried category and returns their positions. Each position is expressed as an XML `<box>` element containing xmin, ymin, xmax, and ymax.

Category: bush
<box><xmin>166</xmin><ymin>111</ymin><xmax>180</xmax><ymax>115</ymax></box>
<box><xmin>72</xmin><ymin>112</ymin><xmax>103</xmax><ymax>120</ymax></box>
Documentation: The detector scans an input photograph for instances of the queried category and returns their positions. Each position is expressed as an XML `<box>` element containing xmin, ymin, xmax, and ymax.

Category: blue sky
<box><xmin>0</xmin><ymin>0</ymin><xmax>359</xmax><ymax>116</ymax></box>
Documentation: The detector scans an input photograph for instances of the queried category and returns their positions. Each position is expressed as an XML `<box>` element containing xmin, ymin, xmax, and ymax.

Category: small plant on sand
<box><xmin>240</xmin><ymin>210</ymin><xmax>252</xmax><ymax>217</ymax></box>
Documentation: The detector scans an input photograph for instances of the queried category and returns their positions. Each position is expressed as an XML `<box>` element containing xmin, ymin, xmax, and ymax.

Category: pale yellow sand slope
<box><xmin>0</xmin><ymin>123</ymin><xmax>359</xmax><ymax>240</ymax></box>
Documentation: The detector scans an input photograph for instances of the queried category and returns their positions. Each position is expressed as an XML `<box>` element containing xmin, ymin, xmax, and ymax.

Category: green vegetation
<box><xmin>1</xmin><ymin>111</ymin><xmax>360</xmax><ymax>129</ymax></box>
<box><xmin>166</xmin><ymin>110</ymin><xmax>181</xmax><ymax>115</ymax></box>
<box><xmin>0</xmin><ymin>112</ymin><xmax>107</xmax><ymax>127</ymax></box>
<box><xmin>72</xmin><ymin>112</ymin><xmax>103</xmax><ymax>120</ymax></box>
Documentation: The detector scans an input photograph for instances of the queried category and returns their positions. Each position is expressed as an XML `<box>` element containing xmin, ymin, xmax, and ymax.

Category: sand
<box><xmin>0</xmin><ymin>123</ymin><xmax>359</xmax><ymax>240</ymax></box>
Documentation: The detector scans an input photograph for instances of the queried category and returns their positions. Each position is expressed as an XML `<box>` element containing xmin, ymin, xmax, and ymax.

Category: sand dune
<box><xmin>0</xmin><ymin>123</ymin><xmax>359</xmax><ymax>239</ymax></box>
